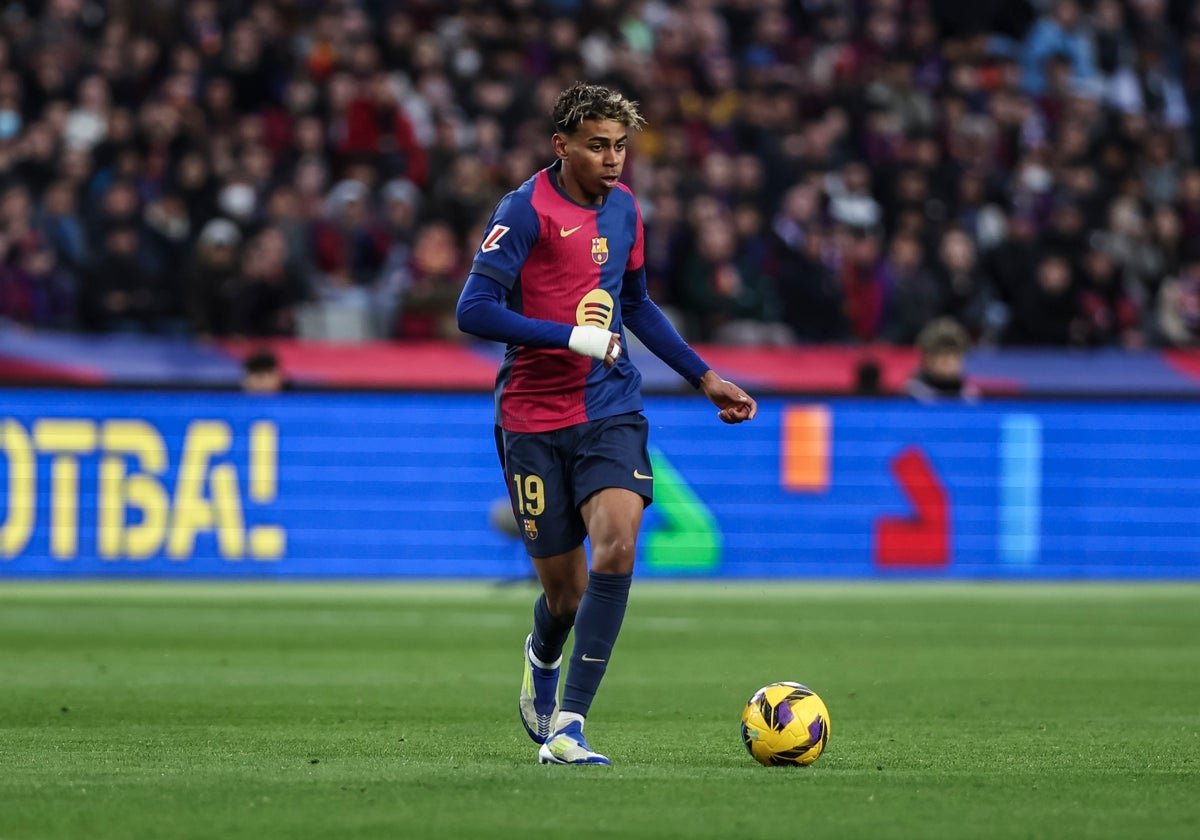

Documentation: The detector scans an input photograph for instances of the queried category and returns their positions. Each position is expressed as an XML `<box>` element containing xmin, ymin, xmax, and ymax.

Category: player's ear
<box><xmin>552</xmin><ymin>132</ymin><xmax>569</xmax><ymax>161</ymax></box>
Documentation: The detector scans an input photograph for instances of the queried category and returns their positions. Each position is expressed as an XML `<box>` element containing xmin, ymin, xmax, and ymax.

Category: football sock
<box><xmin>531</xmin><ymin>593</ymin><xmax>571</xmax><ymax>666</ymax></box>
<box><xmin>555</xmin><ymin>711</ymin><xmax>585</xmax><ymax>732</ymax></box>
<box><xmin>561</xmin><ymin>571</ymin><xmax>632</xmax><ymax>717</ymax></box>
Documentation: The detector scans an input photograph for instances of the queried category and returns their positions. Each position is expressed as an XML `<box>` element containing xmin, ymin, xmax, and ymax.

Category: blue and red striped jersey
<box><xmin>470</xmin><ymin>161</ymin><xmax>646</xmax><ymax>433</ymax></box>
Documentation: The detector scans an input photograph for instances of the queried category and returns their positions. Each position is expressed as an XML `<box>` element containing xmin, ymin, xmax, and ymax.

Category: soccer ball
<box><xmin>740</xmin><ymin>681</ymin><xmax>830</xmax><ymax>766</ymax></box>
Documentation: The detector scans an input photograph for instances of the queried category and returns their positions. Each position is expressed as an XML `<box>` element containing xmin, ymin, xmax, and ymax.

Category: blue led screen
<box><xmin>0</xmin><ymin>391</ymin><xmax>1197</xmax><ymax>579</ymax></box>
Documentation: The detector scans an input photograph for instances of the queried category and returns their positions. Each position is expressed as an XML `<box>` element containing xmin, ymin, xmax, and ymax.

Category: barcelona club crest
<box><xmin>523</xmin><ymin>518</ymin><xmax>539</xmax><ymax>541</ymax></box>
<box><xmin>590</xmin><ymin>236</ymin><xmax>609</xmax><ymax>266</ymax></box>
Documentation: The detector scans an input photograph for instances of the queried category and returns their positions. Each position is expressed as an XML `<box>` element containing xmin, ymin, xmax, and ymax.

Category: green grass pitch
<box><xmin>1</xmin><ymin>581</ymin><xmax>1197</xmax><ymax>839</ymax></box>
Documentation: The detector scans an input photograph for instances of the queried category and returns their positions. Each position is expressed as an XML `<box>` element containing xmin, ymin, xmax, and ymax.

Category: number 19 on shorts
<box><xmin>512</xmin><ymin>474</ymin><xmax>545</xmax><ymax>516</ymax></box>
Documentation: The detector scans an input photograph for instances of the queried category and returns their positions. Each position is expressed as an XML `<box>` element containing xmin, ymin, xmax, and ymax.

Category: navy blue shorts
<box><xmin>495</xmin><ymin>412</ymin><xmax>654</xmax><ymax>558</ymax></box>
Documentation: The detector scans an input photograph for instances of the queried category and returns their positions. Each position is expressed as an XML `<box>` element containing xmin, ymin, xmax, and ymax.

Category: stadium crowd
<box><xmin>0</xmin><ymin>0</ymin><xmax>1198</xmax><ymax>348</ymax></box>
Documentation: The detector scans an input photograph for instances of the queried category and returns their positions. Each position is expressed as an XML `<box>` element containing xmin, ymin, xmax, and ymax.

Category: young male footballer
<box><xmin>456</xmin><ymin>83</ymin><xmax>757</xmax><ymax>765</ymax></box>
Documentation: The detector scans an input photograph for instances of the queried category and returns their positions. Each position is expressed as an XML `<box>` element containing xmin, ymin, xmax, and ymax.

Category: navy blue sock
<box><xmin>561</xmin><ymin>571</ymin><xmax>632</xmax><ymax>716</ymax></box>
<box><xmin>531</xmin><ymin>593</ymin><xmax>572</xmax><ymax>665</ymax></box>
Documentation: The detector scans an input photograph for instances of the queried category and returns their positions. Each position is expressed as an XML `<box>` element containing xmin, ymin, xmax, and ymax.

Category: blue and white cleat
<box><xmin>537</xmin><ymin>721</ymin><xmax>611</xmax><ymax>765</ymax></box>
<box><xmin>520</xmin><ymin>634</ymin><xmax>560</xmax><ymax>744</ymax></box>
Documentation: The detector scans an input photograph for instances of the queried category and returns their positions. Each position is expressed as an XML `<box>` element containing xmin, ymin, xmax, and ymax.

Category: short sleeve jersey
<box><xmin>470</xmin><ymin>160</ymin><xmax>646</xmax><ymax>434</ymax></box>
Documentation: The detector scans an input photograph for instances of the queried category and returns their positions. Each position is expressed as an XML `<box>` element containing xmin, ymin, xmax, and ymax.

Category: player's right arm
<box><xmin>456</xmin><ymin>192</ymin><xmax>620</xmax><ymax>365</ymax></box>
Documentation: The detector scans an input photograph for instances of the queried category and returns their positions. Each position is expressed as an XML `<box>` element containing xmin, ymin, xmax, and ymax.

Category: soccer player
<box><xmin>456</xmin><ymin>83</ymin><xmax>757</xmax><ymax>765</ymax></box>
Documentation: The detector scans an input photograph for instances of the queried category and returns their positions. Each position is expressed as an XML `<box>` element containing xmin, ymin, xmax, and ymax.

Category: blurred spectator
<box><xmin>1108</xmin><ymin>37</ymin><xmax>1190</xmax><ymax>130</ymax></box>
<box><xmin>933</xmin><ymin>229</ymin><xmax>1003</xmax><ymax>343</ymax></box>
<box><xmin>38</xmin><ymin>180</ymin><xmax>88</xmax><ymax>305</ymax></box>
<box><xmin>0</xmin><ymin>183</ymin><xmax>69</xmax><ymax>326</ymax></box>
<box><xmin>242</xmin><ymin>347</ymin><xmax>287</xmax><ymax>394</ymax></box>
<box><xmin>264</xmin><ymin>183</ymin><xmax>320</xmax><ymax>296</ymax></box>
<box><xmin>186</xmin><ymin>218</ymin><xmax>242</xmax><ymax>338</ymax></box>
<box><xmin>1138</xmin><ymin>133</ymin><xmax>1183</xmax><ymax>206</ymax></box>
<box><xmin>1091</xmin><ymin>0</ymin><xmax>1134</xmax><ymax>85</ymax></box>
<box><xmin>239</xmin><ymin>225</ymin><xmax>306</xmax><ymax>337</ymax></box>
<box><xmin>773</xmin><ymin>224</ymin><xmax>849</xmax><ymax>344</ymax></box>
<box><xmin>1105</xmin><ymin>196</ymin><xmax>1163</xmax><ymax>293</ymax></box>
<box><xmin>1005</xmin><ymin>251</ymin><xmax>1083</xmax><ymax>346</ymax></box>
<box><xmin>332</xmin><ymin>70</ymin><xmax>428</xmax><ymax>186</ymax></box>
<box><xmin>836</xmin><ymin>222</ymin><xmax>889</xmax><ymax>344</ymax></box>
<box><xmin>642</xmin><ymin>186</ymin><xmax>686</xmax><ymax>305</ymax></box>
<box><xmin>1022</xmin><ymin>0</ymin><xmax>1096</xmax><ymax>97</ymax></box>
<box><xmin>1185</xmin><ymin>24</ymin><xmax>1200</xmax><ymax>161</ymax></box>
<box><xmin>1149</xmin><ymin>204</ymin><xmax>1184</xmax><ymax>292</ymax></box>
<box><xmin>866</xmin><ymin>52</ymin><xmax>936</xmax><ymax>139</ymax></box>
<box><xmin>678</xmin><ymin>215</ymin><xmax>783</xmax><ymax>345</ymax></box>
<box><xmin>1156</xmin><ymin>246</ymin><xmax>1200</xmax><ymax>348</ymax></box>
<box><xmin>767</xmin><ymin>183</ymin><xmax>848</xmax><ymax>344</ymax></box>
<box><xmin>854</xmin><ymin>356</ymin><xmax>884</xmax><ymax>396</ymax></box>
<box><xmin>983</xmin><ymin>210</ymin><xmax>1040</xmax><ymax>308</ymax></box>
<box><xmin>429</xmin><ymin>155</ymin><xmax>501</xmax><ymax>238</ymax></box>
<box><xmin>170</xmin><ymin>150</ymin><xmax>219</xmax><ymax>227</ymax></box>
<box><xmin>374</xmin><ymin>178</ymin><xmax>421</xmax><ymax>336</ymax></box>
<box><xmin>882</xmin><ymin>234</ymin><xmax>941</xmax><ymax>345</ymax></box>
<box><xmin>312</xmin><ymin>179</ymin><xmax>389</xmax><ymax>291</ymax></box>
<box><xmin>82</xmin><ymin>225</ymin><xmax>169</xmax><ymax>333</ymax></box>
<box><xmin>395</xmin><ymin>221</ymin><xmax>465</xmax><ymax>341</ymax></box>
<box><xmin>143</xmin><ymin>193</ymin><xmax>192</xmax><ymax>293</ymax></box>
<box><xmin>906</xmin><ymin>317</ymin><xmax>981</xmax><ymax>403</ymax></box>
<box><xmin>1177</xmin><ymin>170</ymin><xmax>1200</xmax><ymax>240</ymax></box>
<box><xmin>1077</xmin><ymin>239</ymin><xmax>1143</xmax><ymax>348</ymax></box>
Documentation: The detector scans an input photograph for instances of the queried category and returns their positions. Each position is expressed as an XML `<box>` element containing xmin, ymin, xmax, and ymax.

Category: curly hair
<box><xmin>552</xmin><ymin>82</ymin><xmax>646</xmax><ymax>135</ymax></box>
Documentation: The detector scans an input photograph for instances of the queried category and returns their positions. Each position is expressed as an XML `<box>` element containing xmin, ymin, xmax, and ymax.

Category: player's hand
<box><xmin>569</xmin><ymin>325</ymin><xmax>622</xmax><ymax>368</ymax></box>
<box><xmin>700</xmin><ymin>371</ymin><xmax>757</xmax><ymax>424</ymax></box>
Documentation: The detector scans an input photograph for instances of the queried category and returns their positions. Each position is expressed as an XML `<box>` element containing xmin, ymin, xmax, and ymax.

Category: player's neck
<box><xmin>556</xmin><ymin>166</ymin><xmax>603</xmax><ymax>207</ymax></box>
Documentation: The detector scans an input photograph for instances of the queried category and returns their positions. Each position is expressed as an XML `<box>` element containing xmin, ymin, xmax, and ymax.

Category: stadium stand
<box><xmin>1</xmin><ymin>0</ymin><xmax>1199</xmax><ymax>388</ymax></box>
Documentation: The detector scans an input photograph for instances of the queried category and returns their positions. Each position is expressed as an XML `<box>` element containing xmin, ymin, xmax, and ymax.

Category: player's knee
<box><xmin>590</xmin><ymin>534</ymin><xmax>637</xmax><ymax>574</ymax></box>
<box><xmin>545</xmin><ymin>591</ymin><xmax>581</xmax><ymax>622</ymax></box>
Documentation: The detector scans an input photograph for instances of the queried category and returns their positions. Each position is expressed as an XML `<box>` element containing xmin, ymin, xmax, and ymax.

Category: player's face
<box><xmin>555</xmin><ymin>118</ymin><xmax>628</xmax><ymax>205</ymax></box>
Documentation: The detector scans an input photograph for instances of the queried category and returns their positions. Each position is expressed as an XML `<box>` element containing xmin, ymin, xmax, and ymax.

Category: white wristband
<box><xmin>568</xmin><ymin>325</ymin><xmax>617</xmax><ymax>361</ymax></box>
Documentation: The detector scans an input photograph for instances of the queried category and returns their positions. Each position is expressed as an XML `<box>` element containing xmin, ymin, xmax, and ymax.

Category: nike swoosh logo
<box><xmin>581</xmin><ymin>654</ymin><xmax>606</xmax><ymax>663</ymax></box>
<box><xmin>559</xmin><ymin>224</ymin><xmax>584</xmax><ymax>238</ymax></box>
<box><xmin>633</xmin><ymin>470</ymin><xmax>653</xmax><ymax>480</ymax></box>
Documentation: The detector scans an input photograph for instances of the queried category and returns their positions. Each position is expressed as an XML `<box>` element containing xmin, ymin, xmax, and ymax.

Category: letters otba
<box><xmin>0</xmin><ymin>418</ymin><xmax>284</xmax><ymax>562</ymax></box>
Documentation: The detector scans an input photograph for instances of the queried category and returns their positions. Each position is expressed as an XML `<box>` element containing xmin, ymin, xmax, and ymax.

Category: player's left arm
<box><xmin>620</xmin><ymin>265</ymin><xmax>757</xmax><ymax>424</ymax></box>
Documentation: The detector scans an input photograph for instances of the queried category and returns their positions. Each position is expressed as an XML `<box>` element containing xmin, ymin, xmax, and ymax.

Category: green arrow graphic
<box><xmin>642</xmin><ymin>447</ymin><xmax>722</xmax><ymax>573</ymax></box>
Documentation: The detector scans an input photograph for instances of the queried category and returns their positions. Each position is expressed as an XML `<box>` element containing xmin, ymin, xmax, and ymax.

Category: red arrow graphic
<box><xmin>874</xmin><ymin>446</ymin><xmax>949</xmax><ymax>568</ymax></box>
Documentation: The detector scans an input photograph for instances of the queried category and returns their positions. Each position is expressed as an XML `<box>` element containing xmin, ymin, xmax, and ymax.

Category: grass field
<box><xmin>1</xmin><ymin>581</ymin><xmax>1197</xmax><ymax>840</ymax></box>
